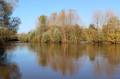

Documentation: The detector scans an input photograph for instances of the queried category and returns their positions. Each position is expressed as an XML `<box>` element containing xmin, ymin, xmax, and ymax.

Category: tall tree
<box><xmin>47</xmin><ymin>13</ymin><xmax>57</xmax><ymax>26</ymax></box>
<box><xmin>0</xmin><ymin>0</ymin><xmax>20</xmax><ymax>28</ymax></box>
<box><xmin>92</xmin><ymin>9</ymin><xmax>102</xmax><ymax>29</ymax></box>
<box><xmin>38</xmin><ymin>15</ymin><xmax>47</xmax><ymax>27</ymax></box>
<box><xmin>0</xmin><ymin>0</ymin><xmax>21</xmax><ymax>42</ymax></box>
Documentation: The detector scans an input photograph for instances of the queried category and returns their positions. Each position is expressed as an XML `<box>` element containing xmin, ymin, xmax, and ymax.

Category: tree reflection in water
<box><xmin>28</xmin><ymin>44</ymin><xmax>86</xmax><ymax>76</ymax></box>
<box><xmin>87</xmin><ymin>44</ymin><xmax>120</xmax><ymax>78</ymax></box>
<box><xmin>28</xmin><ymin>43</ymin><xmax>120</xmax><ymax>77</ymax></box>
<box><xmin>0</xmin><ymin>43</ymin><xmax>21</xmax><ymax>79</ymax></box>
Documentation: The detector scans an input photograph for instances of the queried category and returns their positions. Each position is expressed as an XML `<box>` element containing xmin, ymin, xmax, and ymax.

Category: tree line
<box><xmin>18</xmin><ymin>9</ymin><xmax>120</xmax><ymax>44</ymax></box>
<box><xmin>0</xmin><ymin>0</ymin><xmax>21</xmax><ymax>44</ymax></box>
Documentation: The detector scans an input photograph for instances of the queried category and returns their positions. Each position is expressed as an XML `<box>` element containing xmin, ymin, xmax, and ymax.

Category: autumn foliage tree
<box><xmin>18</xmin><ymin>9</ymin><xmax>120</xmax><ymax>44</ymax></box>
<box><xmin>0</xmin><ymin>0</ymin><xmax>21</xmax><ymax>43</ymax></box>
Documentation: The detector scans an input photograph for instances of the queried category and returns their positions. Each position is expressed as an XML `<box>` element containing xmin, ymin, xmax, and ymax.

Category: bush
<box><xmin>32</xmin><ymin>35</ymin><xmax>40</xmax><ymax>42</ymax></box>
<box><xmin>28</xmin><ymin>31</ymin><xmax>35</xmax><ymax>41</ymax></box>
<box><xmin>70</xmin><ymin>36</ymin><xmax>76</xmax><ymax>43</ymax></box>
<box><xmin>53</xmin><ymin>29</ymin><xmax>61</xmax><ymax>42</ymax></box>
<box><xmin>17</xmin><ymin>33</ymin><xmax>28</xmax><ymax>42</ymax></box>
<box><xmin>42</xmin><ymin>31</ymin><xmax>51</xmax><ymax>43</ymax></box>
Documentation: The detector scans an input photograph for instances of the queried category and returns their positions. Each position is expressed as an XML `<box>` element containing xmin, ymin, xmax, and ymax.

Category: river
<box><xmin>0</xmin><ymin>43</ymin><xmax>120</xmax><ymax>79</ymax></box>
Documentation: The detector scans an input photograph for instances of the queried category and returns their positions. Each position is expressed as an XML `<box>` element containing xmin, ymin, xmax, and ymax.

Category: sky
<box><xmin>12</xmin><ymin>0</ymin><xmax>120</xmax><ymax>33</ymax></box>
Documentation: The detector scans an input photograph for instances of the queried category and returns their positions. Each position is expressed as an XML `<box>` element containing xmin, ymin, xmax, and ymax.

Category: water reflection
<box><xmin>28</xmin><ymin>43</ymin><xmax>120</xmax><ymax>77</ymax></box>
<box><xmin>28</xmin><ymin>44</ymin><xmax>86</xmax><ymax>75</ymax></box>
<box><xmin>1</xmin><ymin>43</ymin><xmax>120</xmax><ymax>79</ymax></box>
<box><xmin>0</xmin><ymin>43</ymin><xmax>21</xmax><ymax>79</ymax></box>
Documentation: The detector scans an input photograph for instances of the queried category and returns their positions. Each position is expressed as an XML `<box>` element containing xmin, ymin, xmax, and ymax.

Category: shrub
<box><xmin>42</xmin><ymin>31</ymin><xmax>51</xmax><ymax>43</ymax></box>
<box><xmin>70</xmin><ymin>36</ymin><xmax>76</xmax><ymax>43</ymax></box>
<box><xmin>53</xmin><ymin>29</ymin><xmax>61</xmax><ymax>42</ymax></box>
<box><xmin>32</xmin><ymin>35</ymin><xmax>40</xmax><ymax>42</ymax></box>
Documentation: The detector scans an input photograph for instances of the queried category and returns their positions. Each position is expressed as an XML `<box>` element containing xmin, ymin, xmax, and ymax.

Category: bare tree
<box><xmin>47</xmin><ymin>13</ymin><xmax>57</xmax><ymax>26</ymax></box>
<box><xmin>92</xmin><ymin>9</ymin><xmax>103</xmax><ymax>29</ymax></box>
<box><xmin>103</xmin><ymin>10</ymin><xmax>115</xmax><ymax>25</ymax></box>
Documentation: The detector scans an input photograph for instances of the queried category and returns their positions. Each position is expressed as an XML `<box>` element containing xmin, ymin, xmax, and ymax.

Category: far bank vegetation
<box><xmin>18</xmin><ymin>9</ymin><xmax>120</xmax><ymax>44</ymax></box>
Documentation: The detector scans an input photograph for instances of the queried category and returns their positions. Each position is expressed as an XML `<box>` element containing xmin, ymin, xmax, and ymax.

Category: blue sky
<box><xmin>12</xmin><ymin>0</ymin><xmax>120</xmax><ymax>33</ymax></box>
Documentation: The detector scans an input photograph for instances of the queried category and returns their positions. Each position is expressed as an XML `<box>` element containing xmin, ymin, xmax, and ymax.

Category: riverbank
<box><xmin>18</xmin><ymin>40</ymin><xmax>120</xmax><ymax>44</ymax></box>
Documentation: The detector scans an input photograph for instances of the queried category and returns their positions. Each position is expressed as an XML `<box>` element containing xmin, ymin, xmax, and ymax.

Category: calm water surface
<box><xmin>0</xmin><ymin>43</ymin><xmax>120</xmax><ymax>79</ymax></box>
